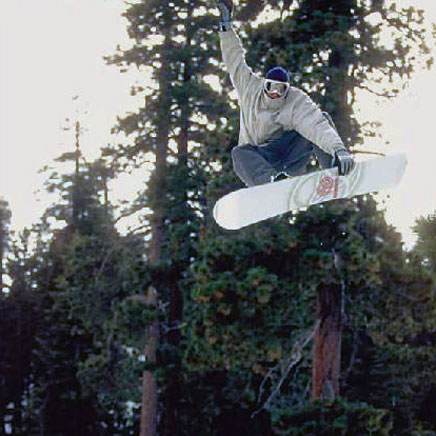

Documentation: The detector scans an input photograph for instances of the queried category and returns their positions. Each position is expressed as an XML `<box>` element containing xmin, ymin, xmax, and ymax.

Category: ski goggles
<box><xmin>263</xmin><ymin>79</ymin><xmax>290</xmax><ymax>97</ymax></box>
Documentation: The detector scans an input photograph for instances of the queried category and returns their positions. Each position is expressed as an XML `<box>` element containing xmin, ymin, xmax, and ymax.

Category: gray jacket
<box><xmin>219</xmin><ymin>28</ymin><xmax>346</xmax><ymax>155</ymax></box>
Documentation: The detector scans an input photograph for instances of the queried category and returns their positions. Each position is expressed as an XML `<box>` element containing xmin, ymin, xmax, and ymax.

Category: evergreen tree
<box><xmin>106</xmin><ymin>1</ymin><xmax>234</xmax><ymax>434</ymax></box>
<box><xmin>184</xmin><ymin>0</ymin><xmax>434</xmax><ymax>433</ymax></box>
<box><xmin>0</xmin><ymin>228</ymin><xmax>42</xmax><ymax>435</ymax></box>
<box><xmin>103</xmin><ymin>0</ymin><xmax>434</xmax><ymax>433</ymax></box>
<box><xmin>30</xmin><ymin>130</ymin><xmax>113</xmax><ymax>435</ymax></box>
<box><xmin>2</xmin><ymin>1</ymin><xmax>432</xmax><ymax>433</ymax></box>
<box><xmin>16</xmin><ymin>122</ymin><xmax>145</xmax><ymax>435</ymax></box>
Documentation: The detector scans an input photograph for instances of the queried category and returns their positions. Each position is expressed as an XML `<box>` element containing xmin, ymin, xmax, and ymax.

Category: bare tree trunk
<box><xmin>139</xmin><ymin>155</ymin><xmax>166</xmax><ymax>436</ymax></box>
<box><xmin>139</xmin><ymin>23</ymin><xmax>171</xmax><ymax>436</ymax></box>
<box><xmin>140</xmin><ymin>285</ymin><xmax>160</xmax><ymax>435</ymax></box>
<box><xmin>139</xmin><ymin>201</ymin><xmax>165</xmax><ymax>436</ymax></box>
<box><xmin>311</xmin><ymin>283</ymin><xmax>343</xmax><ymax>401</ymax></box>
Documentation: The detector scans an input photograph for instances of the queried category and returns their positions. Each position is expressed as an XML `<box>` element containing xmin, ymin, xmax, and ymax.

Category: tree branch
<box><xmin>358</xmin><ymin>84</ymin><xmax>399</xmax><ymax>99</ymax></box>
<box><xmin>252</xmin><ymin>321</ymin><xmax>320</xmax><ymax>417</ymax></box>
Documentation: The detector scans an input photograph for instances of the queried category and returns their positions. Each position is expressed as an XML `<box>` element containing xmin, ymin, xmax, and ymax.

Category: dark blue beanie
<box><xmin>266</xmin><ymin>66</ymin><xmax>290</xmax><ymax>82</ymax></box>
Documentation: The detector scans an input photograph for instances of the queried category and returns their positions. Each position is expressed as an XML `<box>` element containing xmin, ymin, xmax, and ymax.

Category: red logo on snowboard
<box><xmin>317</xmin><ymin>176</ymin><xmax>339</xmax><ymax>198</ymax></box>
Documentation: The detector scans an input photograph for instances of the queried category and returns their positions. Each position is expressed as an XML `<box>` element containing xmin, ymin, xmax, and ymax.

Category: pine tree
<box><xmin>240</xmin><ymin>0</ymin><xmax>432</xmax><ymax>403</ymax></box>
<box><xmin>105</xmin><ymin>1</ymin><xmax>234</xmax><ymax>434</ymax></box>
<box><xmin>0</xmin><ymin>228</ymin><xmax>42</xmax><ymax>434</ymax></box>
<box><xmin>105</xmin><ymin>0</ymin><xmax>434</xmax><ymax>433</ymax></box>
<box><xmin>17</xmin><ymin>120</ymin><xmax>148</xmax><ymax>435</ymax></box>
<box><xmin>185</xmin><ymin>0</ymin><xmax>433</xmax><ymax>433</ymax></box>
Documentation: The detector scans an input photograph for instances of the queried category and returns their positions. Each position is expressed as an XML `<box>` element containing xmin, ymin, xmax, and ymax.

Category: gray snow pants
<box><xmin>231</xmin><ymin>130</ymin><xmax>335</xmax><ymax>187</ymax></box>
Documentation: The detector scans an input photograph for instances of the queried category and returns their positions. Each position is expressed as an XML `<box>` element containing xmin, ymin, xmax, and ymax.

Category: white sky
<box><xmin>1</xmin><ymin>0</ymin><xmax>436</xmax><ymax>247</ymax></box>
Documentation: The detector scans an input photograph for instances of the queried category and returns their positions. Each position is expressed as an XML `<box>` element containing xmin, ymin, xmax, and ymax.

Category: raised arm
<box><xmin>216</xmin><ymin>1</ymin><xmax>260</xmax><ymax>96</ymax></box>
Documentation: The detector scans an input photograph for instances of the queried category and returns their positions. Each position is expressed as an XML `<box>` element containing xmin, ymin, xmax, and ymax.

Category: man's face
<box><xmin>263</xmin><ymin>79</ymin><xmax>290</xmax><ymax>99</ymax></box>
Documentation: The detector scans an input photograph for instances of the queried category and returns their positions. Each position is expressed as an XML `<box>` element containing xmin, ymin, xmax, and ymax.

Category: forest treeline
<box><xmin>1</xmin><ymin>1</ymin><xmax>436</xmax><ymax>435</ymax></box>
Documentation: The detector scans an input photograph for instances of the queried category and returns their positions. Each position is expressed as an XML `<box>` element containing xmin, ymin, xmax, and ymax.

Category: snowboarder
<box><xmin>216</xmin><ymin>0</ymin><xmax>354</xmax><ymax>187</ymax></box>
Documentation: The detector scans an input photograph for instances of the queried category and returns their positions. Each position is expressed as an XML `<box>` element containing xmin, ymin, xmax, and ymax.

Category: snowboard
<box><xmin>213</xmin><ymin>153</ymin><xmax>407</xmax><ymax>230</ymax></box>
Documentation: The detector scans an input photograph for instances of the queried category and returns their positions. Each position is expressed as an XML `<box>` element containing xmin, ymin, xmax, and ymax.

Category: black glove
<box><xmin>334</xmin><ymin>149</ymin><xmax>355</xmax><ymax>176</ymax></box>
<box><xmin>216</xmin><ymin>0</ymin><xmax>233</xmax><ymax>31</ymax></box>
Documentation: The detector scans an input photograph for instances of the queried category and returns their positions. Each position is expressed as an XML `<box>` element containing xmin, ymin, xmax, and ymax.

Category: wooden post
<box><xmin>311</xmin><ymin>282</ymin><xmax>343</xmax><ymax>401</ymax></box>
